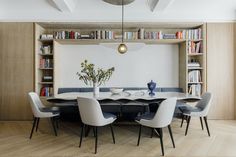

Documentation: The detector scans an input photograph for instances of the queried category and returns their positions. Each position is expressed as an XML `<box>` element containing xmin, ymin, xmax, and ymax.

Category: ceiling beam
<box><xmin>51</xmin><ymin>0</ymin><xmax>78</xmax><ymax>12</ymax></box>
<box><xmin>147</xmin><ymin>0</ymin><xmax>175</xmax><ymax>12</ymax></box>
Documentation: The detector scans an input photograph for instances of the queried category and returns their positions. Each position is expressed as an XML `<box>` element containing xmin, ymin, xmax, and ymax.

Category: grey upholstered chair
<box><xmin>28</xmin><ymin>92</ymin><xmax>60</xmax><ymax>139</ymax></box>
<box><xmin>179</xmin><ymin>92</ymin><xmax>213</xmax><ymax>136</ymax></box>
<box><xmin>77</xmin><ymin>97</ymin><xmax>117</xmax><ymax>154</ymax></box>
<box><xmin>135</xmin><ymin>97</ymin><xmax>177</xmax><ymax>156</ymax></box>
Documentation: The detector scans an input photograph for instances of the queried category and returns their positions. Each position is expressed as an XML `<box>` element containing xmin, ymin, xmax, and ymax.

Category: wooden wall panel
<box><xmin>207</xmin><ymin>23</ymin><xmax>235</xmax><ymax>119</ymax></box>
<box><xmin>0</xmin><ymin>23</ymin><xmax>34</xmax><ymax>120</ymax></box>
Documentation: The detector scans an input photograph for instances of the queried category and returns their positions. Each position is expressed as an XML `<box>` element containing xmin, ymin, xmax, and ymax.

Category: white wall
<box><xmin>0</xmin><ymin>0</ymin><xmax>236</xmax><ymax>22</ymax></box>
<box><xmin>56</xmin><ymin>44</ymin><xmax>179</xmax><ymax>88</ymax></box>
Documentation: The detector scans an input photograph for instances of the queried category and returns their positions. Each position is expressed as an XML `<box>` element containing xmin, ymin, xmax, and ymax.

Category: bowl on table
<box><xmin>110</xmin><ymin>88</ymin><xmax>123</xmax><ymax>94</ymax></box>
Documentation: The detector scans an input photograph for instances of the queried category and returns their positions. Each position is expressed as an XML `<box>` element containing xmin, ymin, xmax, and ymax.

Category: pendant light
<box><xmin>118</xmin><ymin>0</ymin><xmax>128</xmax><ymax>54</ymax></box>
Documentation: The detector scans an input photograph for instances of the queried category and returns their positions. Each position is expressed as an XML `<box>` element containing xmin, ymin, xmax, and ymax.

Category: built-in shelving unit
<box><xmin>34</xmin><ymin>22</ymin><xmax>206</xmax><ymax>97</ymax></box>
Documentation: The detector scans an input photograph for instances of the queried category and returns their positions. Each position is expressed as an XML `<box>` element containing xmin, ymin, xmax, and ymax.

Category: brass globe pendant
<box><xmin>118</xmin><ymin>43</ymin><xmax>127</xmax><ymax>54</ymax></box>
<box><xmin>118</xmin><ymin>0</ymin><xmax>127</xmax><ymax>54</ymax></box>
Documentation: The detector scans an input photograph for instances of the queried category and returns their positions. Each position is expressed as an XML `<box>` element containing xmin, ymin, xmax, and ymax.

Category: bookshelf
<box><xmin>35</xmin><ymin>24</ymin><xmax>54</xmax><ymax>97</ymax></box>
<box><xmin>34</xmin><ymin>22</ymin><xmax>206</xmax><ymax>97</ymax></box>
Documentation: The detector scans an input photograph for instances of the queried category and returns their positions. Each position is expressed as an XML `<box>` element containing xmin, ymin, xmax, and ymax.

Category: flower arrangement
<box><xmin>77</xmin><ymin>60</ymin><xmax>115</xmax><ymax>86</ymax></box>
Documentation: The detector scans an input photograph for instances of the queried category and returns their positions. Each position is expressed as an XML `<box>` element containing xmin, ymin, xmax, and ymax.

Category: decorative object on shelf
<box><xmin>77</xmin><ymin>60</ymin><xmax>115</xmax><ymax>97</ymax></box>
<box><xmin>147</xmin><ymin>80</ymin><xmax>156</xmax><ymax>96</ymax></box>
<box><xmin>118</xmin><ymin>0</ymin><xmax>127</xmax><ymax>54</ymax></box>
<box><xmin>110</xmin><ymin>88</ymin><xmax>123</xmax><ymax>95</ymax></box>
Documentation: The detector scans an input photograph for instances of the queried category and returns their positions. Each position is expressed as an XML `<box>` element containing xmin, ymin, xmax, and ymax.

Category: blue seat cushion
<box><xmin>179</xmin><ymin>105</ymin><xmax>202</xmax><ymax>114</ymax></box>
<box><xmin>103</xmin><ymin>112</ymin><xmax>117</xmax><ymax>119</ymax></box>
<box><xmin>40</xmin><ymin>106</ymin><xmax>60</xmax><ymax>114</ymax></box>
<box><xmin>135</xmin><ymin>112</ymin><xmax>155</xmax><ymax>121</ymax></box>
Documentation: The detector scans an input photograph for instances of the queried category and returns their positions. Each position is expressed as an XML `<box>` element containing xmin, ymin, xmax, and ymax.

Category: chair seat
<box><xmin>103</xmin><ymin>112</ymin><xmax>117</xmax><ymax>119</ymax></box>
<box><xmin>135</xmin><ymin>112</ymin><xmax>155</xmax><ymax>121</ymax></box>
<box><xmin>179</xmin><ymin>105</ymin><xmax>202</xmax><ymax>114</ymax></box>
<box><xmin>40</xmin><ymin>106</ymin><xmax>60</xmax><ymax>114</ymax></box>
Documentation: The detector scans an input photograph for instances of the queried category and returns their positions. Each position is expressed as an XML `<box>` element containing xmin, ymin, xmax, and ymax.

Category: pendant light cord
<box><xmin>122</xmin><ymin>0</ymin><xmax>124</xmax><ymax>43</ymax></box>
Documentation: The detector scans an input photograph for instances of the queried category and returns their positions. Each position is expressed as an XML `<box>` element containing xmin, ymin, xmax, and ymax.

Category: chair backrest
<box><xmin>28</xmin><ymin>92</ymin><xmax>45</xmax><ymax>117</ymax></box>
<box><xmin>77</xmin><ymin>97</ymin><xmax>106</xmax><ymax>126</ymax></box>
<box><xmin>195</xmin><ymin>92</ymin><xmax>213</xmax><ymax>116</ymax></box>
<box><xmin>150</xmin><ymin>97</ymin><xmax>177</xmax><ymax>128</ymax></box>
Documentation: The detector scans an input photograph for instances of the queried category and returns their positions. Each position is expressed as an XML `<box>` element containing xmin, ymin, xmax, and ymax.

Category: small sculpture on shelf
<box><xmin>147</xmin><ymin>80</ymin><xmax>156</xmax><ymax>96</ymax></box>
<box><xmin>77</xmin><ymin>60</ymin><xmax>115</xmax><ymax>97</ymax></box>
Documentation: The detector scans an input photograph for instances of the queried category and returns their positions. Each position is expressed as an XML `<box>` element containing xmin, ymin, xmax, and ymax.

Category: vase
<box><xmin>93</xmin><ymin>82</ymin><xmax>99</xmax><ymax>98</ymax></box>
<box><xmin>147</xmin><ymin>80</ymin><xmax>156</xmax><ymax>96</ymax></box>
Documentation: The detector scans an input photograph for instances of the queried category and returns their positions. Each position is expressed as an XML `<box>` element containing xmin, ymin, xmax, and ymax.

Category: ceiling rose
<box><xmin>102</xmin><ymin>0</ymin><xmax>135</xmax><ymax>5</ymax></box>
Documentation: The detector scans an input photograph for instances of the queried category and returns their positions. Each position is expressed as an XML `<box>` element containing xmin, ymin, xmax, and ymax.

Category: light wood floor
<box><xmin>0</xmin><ymin>119</ymin><xmax>236</xmax><ymax>157</ymax></box>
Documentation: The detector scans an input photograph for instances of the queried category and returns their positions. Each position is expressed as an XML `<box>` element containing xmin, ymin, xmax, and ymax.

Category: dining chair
<box><xmin>28</xmin><ymin>92</ymin><xmax>60</xmax><ymax>139</ymax></box>
<box><xmin>77</xmin><ymin>97</ymin><xmax>117</xmax><ymax>154</ymax></box>
<box><xmin>179</xmin><ymin>92</ymin><xmax>213</xmax><ymax>136</ymax></box>
<box><xmin>136</xmin><ymin>97</ymin><xmax>177</xmax><ymax>156</ymax></box>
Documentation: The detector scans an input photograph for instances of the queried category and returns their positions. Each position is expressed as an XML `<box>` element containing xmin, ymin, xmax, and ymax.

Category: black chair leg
<box><xmin>79</xmin><ymin>124</ymin><xmax>84</xmax><ymax>147</ymax></box>
<box><xmin>168</xmin><ymin>125</ymin><xmax>175</xmax><ymax>148</ymax></box>
<box><xmin>150</xmin><ymin>128</ymin><xmax>154</xmax><ymax>138</ymax></box>
<box><xmin>36</xmin><ymin>118</ymin><xmax>40</xmax><ymax>132</ymax></box>
<box><xmin>200</xmin><ymin>117</ymin><xmax>204</xmax><ymax>130</ymax></box>
<box><xmin>185</xmin><ymin>116</ymin><xmax>191</xmax><ymax>136</ymax></box>
<box><xmin>92</xmin><ymin>127</ymin><xmax>96</xmax><ymax>137</ymax></box>
<box><xmin>51</xmin><ymin>117</ymin><xmax>57</xmax><ymax>136</ymax></box>
<box><xmin>180</xmin><ymin>115</ymin><xmax>184</xmax><ymax>128</ymax></box>
<box><xmin>95</xmin><ymin>127</ymin><xmax>98</xmax><ymax>154</ymax></box>
<box><xmin>204</xmin><ymin>117</ymin><xmax>210</xmax><ymax>137</ymax></box>
<box><xmin>137</xmin><ymin>125</ymin><xmax>142</xmax><ymax>146</ymax></box>
<box><xmin>55</xmin><ymin>117</ymin><xmax>59</xmax><ymax>129</ymax></box>
<box><xmin>158</xmin><ymin>128</ymin><xmax>164</xmax><ymax>156</ymax></box>
<box><xmin>110</xmin><ymin>124</ymin><xmax>115</xmax><ymax>144</ymax></box>
<box><xmin>29</xmin><ymin>117</ymin><xmax>37</xmax><ymax>139</ymax></box>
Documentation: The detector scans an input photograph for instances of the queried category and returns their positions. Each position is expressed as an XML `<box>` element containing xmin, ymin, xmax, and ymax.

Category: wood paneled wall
<box><xmin>207</xmin><ymin>23</ymin><xmax>235</xmax><ymax>119</ymax></box>
<box><xmin>0</xmin><ymin>23</ymin><xmax>34</xmax><ymax>120</ymax></box>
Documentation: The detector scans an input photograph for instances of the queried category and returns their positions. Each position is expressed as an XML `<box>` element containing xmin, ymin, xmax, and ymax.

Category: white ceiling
<box><xmin>0</xmin><ymin>0</ymin><xmax>236</xmax><ymax>22</ymax></box>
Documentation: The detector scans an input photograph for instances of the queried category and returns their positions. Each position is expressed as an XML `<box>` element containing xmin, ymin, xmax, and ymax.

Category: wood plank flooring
<box><xmin>0</xmin><ymin>119</ymin><xmax>236</xmax><ymax>157</ymax></box>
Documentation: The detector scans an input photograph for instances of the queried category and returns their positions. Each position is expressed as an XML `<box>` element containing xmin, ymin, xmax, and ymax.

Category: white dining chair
<box><xmin>28</xmin><ymin>92</ymin><xmax>60</xmax><ymax>139</ymax></box>
<box><xmin>77</xmin><ymin>97</ymin><xmax>117</xmax><ymax>154</ymax></box>
<box><xmin>136</xmin><ymin>97</ymin><xmax>177</xmax><ymax>156</ymax></box>
<box><xmin>179</xmin><ymin>92</ymin><xmax>213</xmax><ymax>136</ymax></box>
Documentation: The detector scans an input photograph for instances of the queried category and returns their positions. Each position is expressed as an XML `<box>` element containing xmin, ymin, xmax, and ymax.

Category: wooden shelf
<box><xmin>38</xmin><ymin>82</ymin><xmax>53</xmax><ymax>84</ymax></box>
<box><xmin>188</xmin><ymin>53</ymin><xmax>204</xmax><ymax>56</ymax></box>
<box><xmin>187</xmin><ymin>39</ymin><xmax>203</xmax><ymax>42</ymax></box>
<box><xmin>38</xmin><ymin>53</ymin><xmax>53</xmax><ymax>56</ymax></box>
<box><xmin>54</xmin><ymin>39</ymin><xmax>186</xmax><ymax>45</ymax></box>
<box><xmin>38</xmin><ymin>39</ymin><xmax>53</xmax><ymax>42</ymax></box>
<box><xmin>39</xmin><ymin>68</ymin><xmax>53</xmax><ymax>70</ymax></box>
<box><xmin>188</xmin><ymin>67</ymin><xmax>203</xmax><ymax>70</ymax></box>
<box><xmin>188</xmin><ymin>82</ymin><xmax>203</xmax><ymax>84</ymax></box>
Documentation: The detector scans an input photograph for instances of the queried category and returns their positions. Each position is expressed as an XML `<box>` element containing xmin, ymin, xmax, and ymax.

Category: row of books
<box><xmin>40</xmin><ymin>45</ymin><xmax>52</xmax><ymax>54</ymax></box>
<box><xmin>42</xmin><ymin>28</ymin><xmax>202</xmax><ymax>40</ymax></box>
<box><xmin>39</xmin><ymin>59</ymin><xmax>53</xmax><ymax>68</ymax></box>
<box><xmin>40</xmin><ymin>87</ymin><xmax>53</xmax><ymax>97</ymax></box>
<box><xmin>188</xmin><ymin>84</ymin><xmax>201</xmax><ymax>96</ymax></box>
<box><xmin>53</xmin><ymin>31</ymin><xmax>94</xmax><ymax>39</ymax></box>
<box><xmin>188</xmin><ymin>70</ymin><xmax>201</xmax><ymax>82</ymax></box>
<box><xmin>187</xmin><ymin>41</ymin><xmax>201</xmax><ymax>54</ymax></box>
<box><xmin>181</xmin><ymin>28</ymin><xmax>202</xmax><ymax>40</ymax></box>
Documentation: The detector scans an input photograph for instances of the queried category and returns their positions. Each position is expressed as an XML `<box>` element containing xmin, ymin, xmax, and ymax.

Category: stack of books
<box><xmin>188</xmin><ymin>41</ymin><xmax>201</xmax><ymax>54</ymax></box>
<box><xmin>40</xmin><ymin>34</ymin><xmax>53</xmax><ymax>40</ymax></box>
<box><xmin>53</xmin><ymin>31</ymin><xmax>82</xmax><ymax>39</ymax></box>
<box><xmin>144</xmin><ymin>31</ymin><xmax>163</xmax><ymax>39</ymax></box>
<box><xmin>181</xmin><ymin>28</ymin><xmax>202</xmax><ymax>40</ymax></box>
<box><xmin>40</xmin><ymin>87</ymin><xmax>53</xmax><ymax>97</ymax></box>
<box><xmin>39</xmin><ymin>59</ymin><xmax>53</xmax><ymax>68</ymax></box>
<box><xmin>188</xmin><ymin>70</ymin><xmax>201</xmax><ymax>82</ymax></box>
<box><xmin>94</xmin><ymin>30</ymin><xmax>115</xmax><ymax>39</ymax></box>
<box><xmin>188</xmin><ymin>84</ymin><xmax>201</xmax><ymax>96</ymax></box>
<box><xmin>124</xmin><ymin>32</ymin><xmax>138</xmax><ymax>40</ymax></box>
